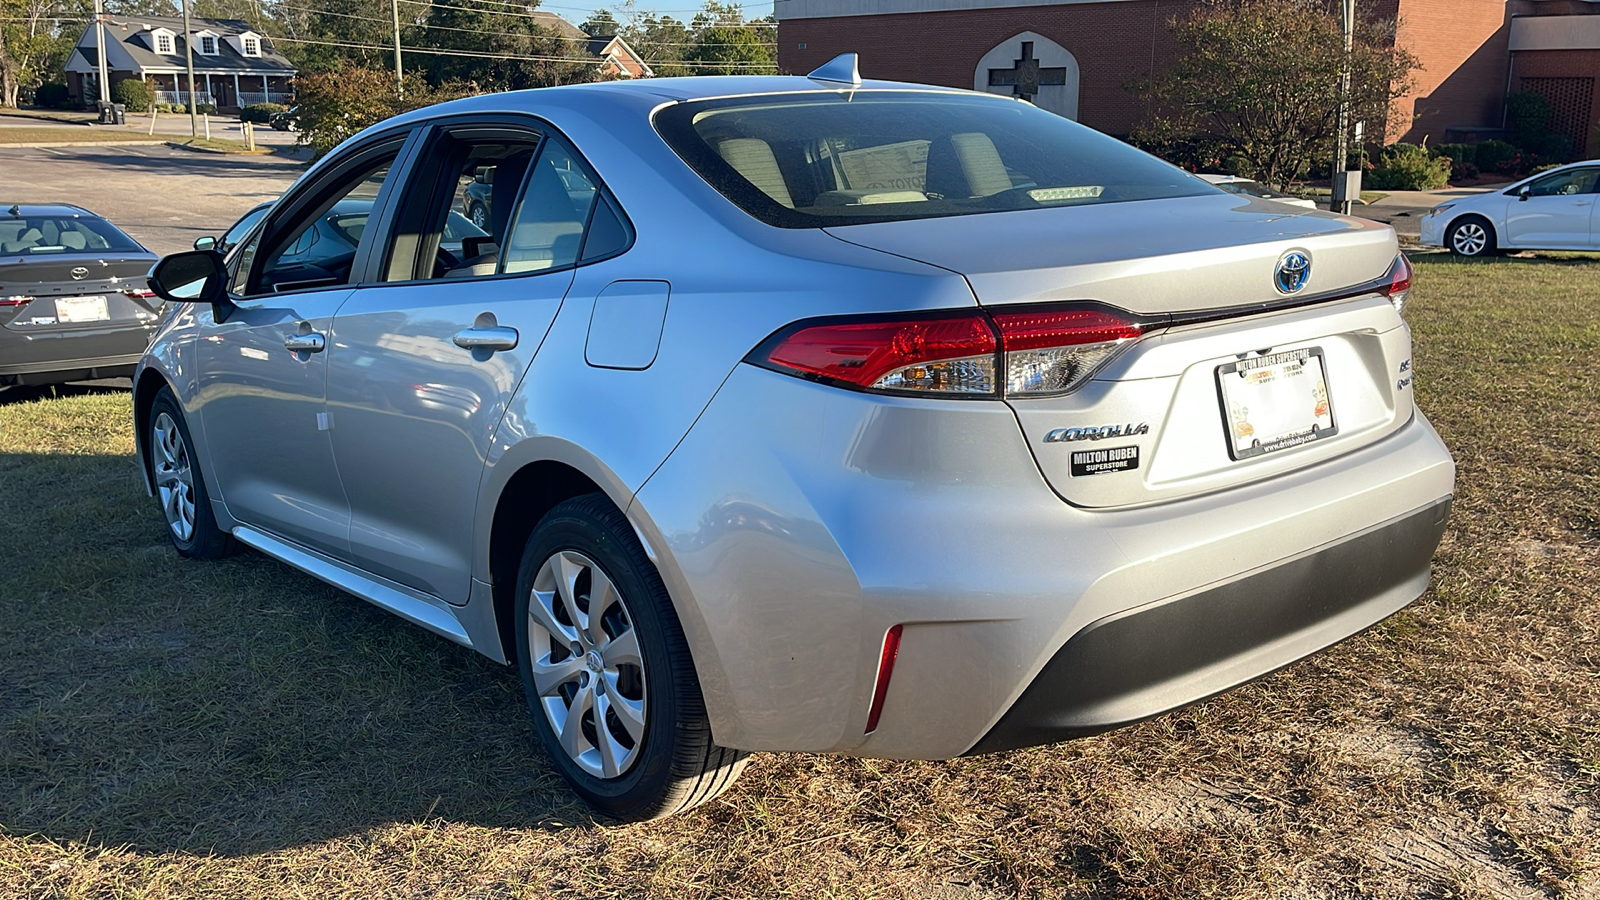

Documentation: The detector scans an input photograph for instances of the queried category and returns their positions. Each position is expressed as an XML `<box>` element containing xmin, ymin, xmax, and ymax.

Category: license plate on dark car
<box><xmin>1217</xmin><ymin>347</ymin><xmax>1336</xmax><ymax>460</ymax></box>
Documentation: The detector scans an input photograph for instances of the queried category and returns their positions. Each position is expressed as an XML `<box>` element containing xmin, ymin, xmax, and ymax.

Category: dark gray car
<box><xmin>0</xmin><ymin>204</ymin><xmax>161</xmax><ymax>387</ymax></box>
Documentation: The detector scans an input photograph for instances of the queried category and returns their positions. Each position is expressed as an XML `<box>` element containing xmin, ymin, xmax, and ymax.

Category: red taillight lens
<box><xmin>864</xmin><ymin>624</ymin><xmax>903</xmax><ymax>734</ymax></box>
<box><xmin>757</xmin><ymin>305</ymin><xmax>1150</xmax><ymax>398</ymax></box>
<box><xmin>761</xmin><ymin>314</ymin><xmax>998</xmax><ymax>395</ymax></box>
<box><xmin>992</xmin><ymin>306</ymin><xmax>1146</xmax><ymax>395</ymax></box>
<box><xmin>122</xmin><ymin>288</ymin><xmax>157</xmax><ymax>299</ymax></box>
<box><xmin>1380</xmin><ymin>253</ymin><xmax>1412</xmax><ymax>315</ymax></box>
<box><xmin>0</xmin><ymin>294</ymin><xmax>31</xmax><ymax>307</ymax></box>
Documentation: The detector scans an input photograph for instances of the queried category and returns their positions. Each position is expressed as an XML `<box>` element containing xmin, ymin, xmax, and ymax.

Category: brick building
<box><xmin>776</xmin><ymin>0</ymin><xmax>1600</xmax><ymax>158</ymax></box>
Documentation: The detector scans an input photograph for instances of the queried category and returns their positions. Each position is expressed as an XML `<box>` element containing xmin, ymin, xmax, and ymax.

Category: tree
<box><xmin>293</xmin><ymin>61</ymin><xmax>476</xmax><ymax>158</ymax></box>
<box><xmin>1135</xmin><ymin>0</ymin><xmax>1419</xmax><ymax>189</ymax></box>
<box><xmin>1</xmin><ymin>0</ymin><xmax>80</xmax><ymax>108</ymax></box>
<box><xmin>581</xmin><ymin>9</ymin><xmax>618</xmax><ymax>37</ymax></box>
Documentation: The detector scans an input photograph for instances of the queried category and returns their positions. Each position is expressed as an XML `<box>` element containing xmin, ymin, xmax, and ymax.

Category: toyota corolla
<box><xmin>135</xmin><ymin>57</ymin><xmax>1455</xmax><ymax>821</ymax></box>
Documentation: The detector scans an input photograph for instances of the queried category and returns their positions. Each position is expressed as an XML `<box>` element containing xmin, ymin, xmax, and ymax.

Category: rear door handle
<box><xmin>284</xmin><ymin>333</ymin><xmax>325</xmax><ymax>353</ymax></box>
<box><xmin>452</xmin><ymin>326</ymin><xmax>519</xmax><ymax>353</ymax></box>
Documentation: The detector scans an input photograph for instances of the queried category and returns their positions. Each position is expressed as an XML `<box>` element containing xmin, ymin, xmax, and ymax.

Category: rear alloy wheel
<box><xmin>515</xmin><ymin>494</ymin><xmax>747</xmax><ymax>821</ymax></box>
<box><xmin>1446</xmin><ymin>216</ymin><xmax>1496</xmax><ymax>257</ymax></box>
<box><xmin>148</xmin><ymin>387</ymin><xmax>234</xmax><ymax>559</ymax></box>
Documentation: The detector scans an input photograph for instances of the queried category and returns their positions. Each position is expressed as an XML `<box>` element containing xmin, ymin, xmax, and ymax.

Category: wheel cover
<box><xmin>151</xmin><ymin>411</ymin><xmax>196</xmax><ymax>542</ymax></box>
<box><xmin>1453</xmin><ymin>222</ymin><xmax>1488</xmax><ymax>255</ymax></box>
<box><xmin>527</xmin><ymin>549</ymin><xmax>648</xmax><ymax>779</ymax></box>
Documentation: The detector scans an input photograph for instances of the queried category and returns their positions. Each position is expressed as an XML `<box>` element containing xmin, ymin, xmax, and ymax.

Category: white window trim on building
<box><xmin>152</xmin><ymin>28</ymin><xmax>175</xmax><ymax>55</ymax></box>
<box><xmin>194</xmin><ymin>30</ymin><xmax>219</xmax><ymax>56</ymax></box>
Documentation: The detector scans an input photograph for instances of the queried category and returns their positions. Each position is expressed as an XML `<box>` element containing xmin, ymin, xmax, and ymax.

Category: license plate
<box><xmin>55</xmin><ymin>296</ymin><xmax>110</xmax><ymax>323</ymax></box>
<box><xmin>1216</xmin><ymin>347</ymin><xmax>1336</xmax><ymax>460</ymax></box>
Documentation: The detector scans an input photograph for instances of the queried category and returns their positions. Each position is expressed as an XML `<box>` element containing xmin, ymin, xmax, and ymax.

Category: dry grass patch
<box><xmin>0</xmin><ymin>128</ymin><xmax>165</xmax><ymax>145</ymax></box>
<box><xmin>0</xmin><ymin>256</ymin><xmax>1596</xmax><ymax>898</ymax></box>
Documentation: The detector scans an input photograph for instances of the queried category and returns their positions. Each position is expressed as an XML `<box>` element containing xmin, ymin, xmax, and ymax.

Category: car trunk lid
<box><xmin>0</xmin><ymin>254</ymin><xmax>160</xmax><ymax>333</ymax></box>
<box><xmin>825</xmin><ymin>195</ymin><xmax>1414</xmax><ymax>509</ymax></box>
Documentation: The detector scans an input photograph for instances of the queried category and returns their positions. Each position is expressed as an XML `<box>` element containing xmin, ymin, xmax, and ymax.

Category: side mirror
<box><xmin>148</xmin><ymin>249</ymin><xmax>227</xmax><ymax>305</ymax></box>
<box><xmin>1519</xmin><ymin>185</ymin><xmax>1532</xmax><ymax>201</ymax></box>
<box><xmin>193</xmin><ymin>235</ymin><xmax>216</xmax><ymax>251</ymax></box>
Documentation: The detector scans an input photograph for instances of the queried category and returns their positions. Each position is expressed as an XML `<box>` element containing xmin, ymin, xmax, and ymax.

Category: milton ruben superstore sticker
<box><xmin>1070</xmin><ymin>445</ymin><xmax>1139</xmax><ymax>477</ymax></box>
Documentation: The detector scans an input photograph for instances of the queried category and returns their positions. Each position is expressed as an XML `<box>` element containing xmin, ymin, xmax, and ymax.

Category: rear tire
<box><xmin>515</xmin><ymin>493</ymin><xmax>748</xmax><ymax>821</ymax></box>
<box><xmin>147</xmin><ymin>387</ymin><xmax>234</xmax><ymax>559</ymax></box>
<box><xmin>1446</xmin><ymin>216</ymin><xmax>1497</xmax><ymax>257</ymax></box>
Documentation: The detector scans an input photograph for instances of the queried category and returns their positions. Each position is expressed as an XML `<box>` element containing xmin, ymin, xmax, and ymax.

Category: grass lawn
<box><xmin>0</xmin><ymin>257</ymin><xmax>1596</xmax><ymax>898</ymax></box>
<box><xmin>0</xmin><ymin>127</ymin><xmax>165</xmax><ymax>145</ymax></box>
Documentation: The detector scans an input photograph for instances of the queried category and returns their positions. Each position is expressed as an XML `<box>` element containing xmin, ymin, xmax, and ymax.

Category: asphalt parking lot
<box><xmin>1</xmin><ymin>143</ymin><xmax>304</xmax><ymax>255</ymax></box>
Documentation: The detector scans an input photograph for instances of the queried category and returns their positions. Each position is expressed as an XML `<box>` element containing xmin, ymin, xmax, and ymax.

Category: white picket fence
<box><xmin>237</xmin><ymin>91</ymin><xmax>293</xmax><ymax>106</ymax></box>
<box><xmin>153</xmin><ymin>90</ymin><xmax>215</xmax><ymax>106</ymax></box>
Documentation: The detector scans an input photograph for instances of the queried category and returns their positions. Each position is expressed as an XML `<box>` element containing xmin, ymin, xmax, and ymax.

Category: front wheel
<box><xmin>1446</xmin><ymin>216</ymin><xmax>1497</xmax><ymax>257</ymax></box>
<box><xmin>515</xmin><ymin>494</ymin><xmax>748</xmax><ymax>821</ymax></box>
<box><xmin>147</xmin><ymin>387</ymin><xmax>234</xmax><ymax>559</ymax></box>
<box><xmin>469</xmin><ymin>203</ymin><xmax>488</xmax><ymax>230</ymax></box>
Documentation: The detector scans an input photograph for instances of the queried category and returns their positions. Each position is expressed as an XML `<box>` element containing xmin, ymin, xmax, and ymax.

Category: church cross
<box><xmin>988</xmin><ymin>41</ymin><xmax>1067</xmax><ymax>102</ymax></box>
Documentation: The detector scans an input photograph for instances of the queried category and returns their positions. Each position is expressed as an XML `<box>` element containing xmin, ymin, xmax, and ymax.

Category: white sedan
<box><xmin>1421</xmin><ymin>160</ymin><xmax>1600</xmax><ymax>256</ymax></box>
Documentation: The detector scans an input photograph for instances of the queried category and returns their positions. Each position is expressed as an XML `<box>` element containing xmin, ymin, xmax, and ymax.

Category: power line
<box><xmin>271</xmin><ymin>2</ymin><xmax>773</xmax><ymax>46</ymax></box>
<box><xmin>266</xmin><ymin>31</ymin><xmax>779</xmax><ymax>67</ymax></box>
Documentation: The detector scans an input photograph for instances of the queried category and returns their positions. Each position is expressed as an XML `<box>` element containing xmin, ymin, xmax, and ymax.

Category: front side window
<box><xmin>239</xmin><ymin>151</ymin><xmax>398</xmax><ymax>295</ymax></box>
<box><xmin>655</xmin><ymin>91</ymin><xmax>1214</xmax><ymax>228</ymax></box>
<box><xmin>220</xmin><ymin>205</ymin><xmax>269</xmax><ymax>251</ymax></box>
<box><xmin>1524</xmin><ymin>168</ymin><xmax>1600</xmax><ymax>197</ymax></box>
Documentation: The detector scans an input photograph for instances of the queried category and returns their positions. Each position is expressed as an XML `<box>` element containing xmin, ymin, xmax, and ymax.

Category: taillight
<box><xmin>122</xmin><ymin>288</ymin><xmax>157</xmax><ymax>299</ymax></box>
<box><xmin>754</xmin><ymin>304</ymin><xmax>1150</xmax><ymax>398</ymax></box>
<box><xmin>758</xmin><ymin>313</ymin><xmax>998</xmax><ymax>396</ymax></box>
<box><xmin>0</xmin><ymin>294</ymin><xmax>31</xmax><ymax>307</ymax></box>
<box><xmin>1380</xmin><ymin>253</ymin><xmax>1412</xmax><ymax>316</ymax></box>
<box><xmin>991</xmin><ymin>306</ymin><xmax>1147</xmax><ymax>396</ymax></box>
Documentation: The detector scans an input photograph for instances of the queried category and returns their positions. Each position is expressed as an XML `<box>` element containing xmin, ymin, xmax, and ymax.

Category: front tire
<box><xmin>147</xmin><ymin>387</ymin><xmax>234</xmax><ymax>559</ymax></box>
<box><xmin>515</xmin><ymin>494</ymin><xmax>747</xmax><ymax>821</ymax></box>
<box><xmin>469</xmin><ymin>203</ymin><xmax>488</xmax><ymax>230</ymax></box>
<box><xmin>1446</xmin><ymin>216</ymin><xmax>1497</xmax><ymax>257</ymax></box>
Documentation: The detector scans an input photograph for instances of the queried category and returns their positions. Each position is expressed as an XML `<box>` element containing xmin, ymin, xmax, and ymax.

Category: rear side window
<box><xmin>0</xmin><ymin>215</ymin><xmax>142</xmax><ymax>256</ymax></box>
<box><xmin>655</xmin><ymin>91</ymin><xmax>1215</xmax><ymax>228</ymax></box>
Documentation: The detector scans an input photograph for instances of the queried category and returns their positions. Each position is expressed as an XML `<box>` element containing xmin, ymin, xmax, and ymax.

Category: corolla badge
<box><xmin>1274</xmin><ymin>250</ymin><xmax>1311</xmax><ymax>294</ymax></box>
<box><xmin>1044</xmin><ymin>422</ymin><xmax>1150</xmax><ymax>443</ymax></box>
<box><xmin>70</xmin><ymin>266</ymin><xmax>88</xmax><ymax>280</ymax></box>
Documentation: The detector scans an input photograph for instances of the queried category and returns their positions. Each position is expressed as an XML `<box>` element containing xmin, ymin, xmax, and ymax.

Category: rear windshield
<box><xmin>0</xmin><ymin>214</ymin><xmax>143</xmax><ymax>256</ymax></box>
<box><xmin>655</xmin><ymin>91</ymin><xmax>1216</xmax><ymax>228</ymax></box>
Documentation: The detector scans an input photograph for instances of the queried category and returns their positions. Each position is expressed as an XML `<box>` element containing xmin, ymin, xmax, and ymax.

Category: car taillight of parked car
<box><xmin>0</xmin><ymin>293</ymin><xmax>32</xmax><ymax>307</ymax></box>
<box><xmin>753</xmin><ymin>303</ymin><xmax>1151</xmax><ymax>399</ymax></box>
<box><xmin>1379</xmin><ymin>253</ymin><xmax>1412</xmax><ymax>316</ymax></box>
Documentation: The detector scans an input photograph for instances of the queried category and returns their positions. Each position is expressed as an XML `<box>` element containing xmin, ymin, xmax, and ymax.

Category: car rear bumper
<box><xmin>0</xmin><ymin>352</ymin><xmax>142</xmax><ymax>384</ymax></box>
<box><xmin>633</xmin><ymin>364</ymin><xmax>1456</xmax><ymax>760</ymax></box>
<box><xmin>966</xmin><ymin>496</ymin><xmax>1450</xmax><ymax>755</ymax></box>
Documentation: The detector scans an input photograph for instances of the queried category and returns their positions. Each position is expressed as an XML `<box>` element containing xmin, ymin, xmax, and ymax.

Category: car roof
<box><xmin>2</xmin><ymin>202</ymin><xmax>101</xmax><ymax>218</ymax></box>
<box><xmin>382</xmin><ymin>76</ymin><xmax>1001</xmax><ymax>130</ymax></box>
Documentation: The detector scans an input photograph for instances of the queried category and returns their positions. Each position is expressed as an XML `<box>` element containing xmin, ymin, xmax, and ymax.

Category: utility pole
<box><xmin>182</xmin><ymin>0</ymin><xmax>198</xmax><ymax>137</ymax></box>
<box><xmin>391</xmin><ymin>0</ymin><xmax>404</xmax><ymax>97</ymax></box>
<box><xmin>94</xmin><ymin>0</ymin><xmax>110</xmax><ymax>105</ymax></box>
<box><xmin>1331</xmin><ymin>0</ymin><xmax>1357</xmax><ymax>215</ymax></box>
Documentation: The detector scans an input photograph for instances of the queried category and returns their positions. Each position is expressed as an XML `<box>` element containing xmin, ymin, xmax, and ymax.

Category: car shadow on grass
<box><xmin>0</xmin><ymin>450</ymin><xmax>596</xmax><ymax>857</ymax></box>
<box><xmin>0</xmin><ymin>380</ymin><xmax>131</xmax><ymax>406</ymax></box>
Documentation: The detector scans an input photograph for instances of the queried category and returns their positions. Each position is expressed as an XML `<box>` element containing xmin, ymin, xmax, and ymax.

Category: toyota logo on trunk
<box><xmin>1274</xmin><ymin>251</ymin><xmax>1311</xmax><ymax>294</ymax></box>
<box><xmin>70</xmin><ymin>266</ymin><xmax>89</xmax><ymax>280</ymax></box>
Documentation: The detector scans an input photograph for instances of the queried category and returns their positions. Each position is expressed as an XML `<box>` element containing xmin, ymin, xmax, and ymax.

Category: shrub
<box><xmin>1505</xmin><ymin>91</ymin><xmax>1553</xmax><ymax>145</ymax></box>
<box><xmin>1529</xmin><ymin>163</ymin><xmax>1564</xmax><ymax>176</ymax></box>
<box><xmin>1221</xmin><ymin>155</ymin><xmax>1256</xmax><ymax>178</ymax></box>
<box><xmin>112</xmin><ymin>78</ymin><xmax>152</xmax><ymax>111</ymax></box>
<box><xmin>1449</xmin><ymin>160</ymin><xmax>1480</xmax><ymax>182</ymax></box>
<box><xmin>239</xmin><ymin>102</ymin><xmax>286</xmax><ymax>123</ymax></box>
<box><xmin>33</xmin><ymin>82</ymin><xmax>71</xmax><ymax>109</ymax></box>
<box><xmin>1366</xmin><ymin>142</ymin><xmax>1452</xmax><ymax>190</ymax></box>
<box><xmin>1474</xmin><ymin>139</ymin><xmax>1518</xmax><ymax>173</ymax></box>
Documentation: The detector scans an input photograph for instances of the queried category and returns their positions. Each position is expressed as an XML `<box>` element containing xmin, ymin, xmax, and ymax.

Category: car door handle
<box><xmin>284</xmin><ymin>333</ymin><xmax>325</xmax><ymax>353</ymax></box>
<box><xmin>452</xmin><ymin>326</ymin><xmax>519</xmax><ymax>352</ymax></box>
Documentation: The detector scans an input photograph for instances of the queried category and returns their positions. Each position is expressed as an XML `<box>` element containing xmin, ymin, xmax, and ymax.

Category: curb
<box><xmin>164</xmin><ymin>141</ymin><xmax>269</xmax><ymax>155</ymax></box>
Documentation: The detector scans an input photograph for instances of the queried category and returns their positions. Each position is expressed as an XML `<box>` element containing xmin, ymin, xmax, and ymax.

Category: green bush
<box><xmin>112</xmin><ymin>78</ymin><xmax>152</xmax><ymax>111</ymax></box>
<box><xmin>1366</xmin><ymin>142</ymin><xmax>1452</xmax><ymax>190</ymax></box>
<box><xmin>1474</xmin><ymin>139</ymin><xmax>1518</xmax><ymax>173</ymax></box>
<box><xmin>1529</xmin><ymin>163</ymin><xmax>1564</xmax><ymax>176</ymax></box>
<box><xmin>239</xmin><ymin>102</ymin><xmax>286</xmax><ymax>123</ymax></box>
<box><xmin>33</xmin><ymin>82</ymin><xmax>71</xmax><ymax>109</ymax></box>
<box><xmin>1430</xmin><ymin>142</ymin><xmax>1480</xmax><ymax>182</ymax></box>
<box><xmin>1505</xmin><ymin>91</ymin><xmax>1553</xmax><ymax>144</ymax></box>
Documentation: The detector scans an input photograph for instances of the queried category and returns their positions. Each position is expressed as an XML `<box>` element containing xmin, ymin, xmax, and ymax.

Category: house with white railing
<box><xmin>63</xmin><ymin>14</ymin><xmax>295</xmax><ymax>111</ymax></box>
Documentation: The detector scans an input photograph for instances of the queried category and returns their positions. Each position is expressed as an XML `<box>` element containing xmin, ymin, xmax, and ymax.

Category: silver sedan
<box><xmin>135</xmin><ymin>58</ymin><xmax>1455</xmax><ymax>821</ymax></box>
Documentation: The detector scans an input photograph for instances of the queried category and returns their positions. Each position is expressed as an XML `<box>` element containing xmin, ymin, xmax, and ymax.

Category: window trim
<box><xmin>356</xmin><ymin>112</ymin><xmax>636</xmax><ymax>291</ymax></box>
<box><xmin>153</xmin><ymin>30</ymin><xmax>175</xmax><ymax>54</ymax></box>
<box><xmin>194</xmin><ymin>31</ymin><xmax>219</xmax><ymax>56</ymax></box>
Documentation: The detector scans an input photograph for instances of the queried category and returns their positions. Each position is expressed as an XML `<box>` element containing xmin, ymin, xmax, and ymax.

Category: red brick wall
<box><xmin>1514</xmin><ymin>49</ymin><xmax>1600</xmax><ymax>156</ymax></box>
<box><xmin>778</xmin><ymin>0</ymin><xmax>1203</xmax><ymax>136</ymax></box>
<box><xmin>1390</xmin><ymin>0</ymin><xmax>1511</xmax><ymax>143</ymax></box>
